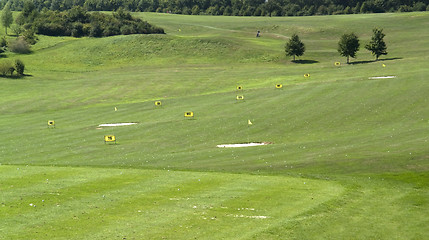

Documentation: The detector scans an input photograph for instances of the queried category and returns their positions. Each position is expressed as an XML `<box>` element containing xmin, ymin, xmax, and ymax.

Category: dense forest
<box><xmin>2</xmin><ymin>0</ymin><xmax>429</xmax><ymax>16</ymax></box>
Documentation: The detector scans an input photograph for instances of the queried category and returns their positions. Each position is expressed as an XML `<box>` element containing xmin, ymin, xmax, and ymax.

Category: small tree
<box><xmin>338</xmin><ymin>33</ymin><xmax>360</xmax><ymax>63</ymax></box>
<box><xmin>15</xmin><ymin>59</ymin><xmax>25</xmax><ymax>75</ymax></box>
<box><xmin>22</xmin><ymin>29</ymin><xmax>38</xmax><ymax>45</ymax></box>
<box><xmin>11</xmin><ymin>24</ymin><xmax>24</xmax><ymax>36</ymax></box>
<box><xmin>1</xmin><ymin>2</ymin><xmax>13</xmax><ymax>35</ymax></box>
<box><xmin>365</xmin><ymin>28</ymin><xmax>387</xmax><ymax>60</ymax></box>
<box><xmin>285</xmin><ymin>34</ymin><xmax>305</xmax><ymax>61</ymax></box>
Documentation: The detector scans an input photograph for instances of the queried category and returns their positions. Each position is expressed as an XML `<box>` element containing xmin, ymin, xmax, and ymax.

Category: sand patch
<box><xmin>98</xmin><ymin>123</ymin><xmax>137</xmax><ymax>127</ymax></box>
<box><xmin>216</xmin><ymin>142</ymin><xmax>271</xmax><ymax>148</ymax></box>
<box><xmin>232</xmin><ymin>215</ymin><xmax>269</xmax><ymax>219</ymax></box>
<box><xmin>369</xmin><ymin>76</ymin><xmax>397</xmax><ymax>79</ymax></box>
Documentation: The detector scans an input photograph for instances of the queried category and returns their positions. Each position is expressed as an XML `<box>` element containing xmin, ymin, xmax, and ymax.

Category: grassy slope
<box><xmin>1</xmin><ymin>12</ymin><xmax>429</xmax><ymax>239</ymax></box>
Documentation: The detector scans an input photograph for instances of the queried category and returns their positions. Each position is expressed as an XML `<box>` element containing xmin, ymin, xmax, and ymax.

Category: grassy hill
<box><xmin>1</xmin><ymin>12</ymin><xmax>428</xmax><ymax>239</ymax></box>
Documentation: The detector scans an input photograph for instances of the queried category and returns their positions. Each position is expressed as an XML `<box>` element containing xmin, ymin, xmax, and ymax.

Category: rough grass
<box><xmin>1</xmin><ymin>12</ymin><xmax>429</xmax><ymax>239</ymax></box>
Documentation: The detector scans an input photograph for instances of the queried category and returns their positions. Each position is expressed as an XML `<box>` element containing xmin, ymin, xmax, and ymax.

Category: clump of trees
<box><xmin>284</xmin><ymin>28</ymin><xmax>388</xmax><ymax>64</ymax></box>
<box><xmin>15</xmin><ymin>5</ymin><xmax>164</xmax><ymax>37</ymax></box>
<box><xmin>2</xmin><ymin>0</ymin><xmax>429</xmax><ymax>17</ymax></box>
<box><xmin>337</xmin><ymin>28</ymin><xmax>388</xmax><ymax>63</ymax></box>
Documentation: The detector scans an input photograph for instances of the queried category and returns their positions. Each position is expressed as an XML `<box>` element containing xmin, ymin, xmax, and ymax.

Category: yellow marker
<box><xmin>382</xmin><ymin>64</ymin><xmax>386</xmax><ymax>67</ymax></box>
<box><xmin>236</xmin><ymin>86</ymin><xmax>243</xmax><ymax>90</ymax></box>
<box><xmin>335</xmin><ymin>62</ymin><xmax>341</xmax><ymax>66</ymax></box>
<box><xmin>275</xmin><ymin>84</ymin><xmax>283</xmax><ymax>89</ymax></box>
<box><xmin>236</xmin><ymin>95</ymin><xmax>244</xmax><ymax>100</ymax></box>
<box><xmin>155</xmin><ymin>101</ymin><xmax>162</xmax><ymax>106</ymax></box>
<box><xmin>304</xmin><ymin>73</ymin><xmax>310</xmax><ymax>78</ymax></box>
<box><xmin>104</xmin><ymin>135</ymin><xmax>116</xmax><ymax>143</ymax></box>
<box><xmin>114</xmin><ymin>107</ymin><xmax>117</xmax><ymax>111</ymax></box>
<box><xmin>248</xmin><ymin>120</ymin><xmax>252</xmax><ymax>125</ymax></box>
<box><xmin>184</xmin><ymin>111</ymin><xmax>194</xmax><ymax>117</ymax></box>
<box><xmin>48</xmin><ymin>120</ymin><xmax>55</xmax><ymax>128</ymax></box>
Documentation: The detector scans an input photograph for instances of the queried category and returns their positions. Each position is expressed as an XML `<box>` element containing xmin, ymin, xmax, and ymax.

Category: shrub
<box><xmin>89</xmin><ymin>23</ymin><xmax>103</xmax><ymax>37</ymax></box>
<box><xmin>0</xmin><ymin>61</ymin><xmax>15</xmax><ymax>76</ymax></box>
<box><xmin>120</xmin><ymin>25</ymin><xmax>135</xmax><ymax>35</ymax></box>
<box><xmin>9</xmin><ymin>37</ymin><xmax>31</xmax><ymax>54</ymax></box>
<box><xmin>71</xmin><ymin>22</ymin><xmax>84</xmax><ymax>37</ymax></box>
<box><xmin>15</xmin><ymin>59</ymin><xmax>25</xmax><ymax>75</ymax></box>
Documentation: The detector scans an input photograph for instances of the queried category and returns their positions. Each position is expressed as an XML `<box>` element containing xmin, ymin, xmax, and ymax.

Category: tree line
<box><xmin>3</xmin><ymin>1</ymin><xmax>164</xmax><ymax>38</ymax></box>
<box><xmin>285</xmin><ymin>28</ymin><xmax>388</xmax><ymax>63</ymax></box>
<box><xmin>2</xmin><ymin>0</ymin><xmax>429</xmax><ymax>16</ymax></box>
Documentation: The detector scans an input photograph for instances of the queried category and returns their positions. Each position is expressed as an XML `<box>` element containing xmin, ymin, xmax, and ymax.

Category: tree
<box><xmin>338</xmin><ymin>33</ymin><xmax>360</xmax><ymax>63</ymax></box>
<box><xmin>1</xmin><ymin>2</ymin><xmax>13</xmax><ymax>35</ymax></box>
<box><xmin>285</xmin><ymin>34</ymin><xmax>305</xmax><ymax>61</ymax></box>
<box><xmin>15</xmin><ymin>59</ymin><xmax>25</xmax><ymax>76</ymax></box>
<box><xmin>365</xmin><ymin>28</ymin><xmax>387</xmax><ymax>60</ymax></box>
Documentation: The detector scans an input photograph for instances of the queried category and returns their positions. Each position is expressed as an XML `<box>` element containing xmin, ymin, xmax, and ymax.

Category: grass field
<box><xmin>1</xmin><ymin>12</ymin><xmax>429</xmax><ymax>239</ymax></box>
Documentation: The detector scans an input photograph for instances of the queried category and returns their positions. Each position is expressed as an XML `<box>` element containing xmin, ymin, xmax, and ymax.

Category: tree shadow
<box><xmin>349</xmin><ymin>60</ymin><xmax>374</xmax><ymax>65</ymax></box>
<box><xmin>0</xmin><ymin>75</ymin><xmax>25</xmax><ymax>79</ymax></box>
<box><xmin>379</xmin><ymin>57</ymin><xmax>403</xmax><ymax>61</ymax></box>
<box><xmin>292</xmin><ymin>59</ymin><xmax>319</xmax><ymax>64</ymax></box>
<box><xmin>0</xmin><ymin>74</ymin><xmax>31</xmax><ymax>79</ymax></box>
<box><xmin>349</xmin><ymin>57</ymin><xmax>402</xmax><ymax>65</ymax></box>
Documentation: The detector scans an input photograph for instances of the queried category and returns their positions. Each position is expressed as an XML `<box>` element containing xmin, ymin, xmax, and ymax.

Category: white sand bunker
<box><xmin>98</xmin><ymin>123</ymin><xmax>137</xmax><ymax>127</ymax></box>
<box><xmin>233</xmin><ymin>215</ymin><xmax>269</xmax><ymax>219</ymax></box>
<box><xmin>217</xmin><ymin>142</ymin><xmax>271</xmax><ymax>148</ymax></box>
<box><xmin>369</xmin><ymin>76</ymin><xmax>397</xmax><ymax>79</ymax></box>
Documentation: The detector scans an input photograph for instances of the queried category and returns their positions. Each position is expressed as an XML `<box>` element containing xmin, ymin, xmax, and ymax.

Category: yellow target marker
<box><xmin>248</xmin><ymin>119</ymin><xmax>253</xmax><ymax>125</ymax></box>
<box><xmin>114</xmin><ymin>107</ymin><xmax>117</xmax><ymax>111</ymax></box>
<box><xmin>335</xmin><ymin>62</ymin><xmax>341</xmax><ymax>66</ymax></box>
<box><xmin>236</xmin><ymin>86</ymin><xmax>243</xmax><ymax>90</ymax></box>
<box><xmin>184</xmin><ymin>111</ymin><xmax>194</xmax><ymax>118</ymax></box>
<box><xmin>47</xmin><ymin>120</ymin><xmax>55</xmax><ymax>128</ymax></box>
<box><xmin>304</xmin><ymin>73</ymin><xmax>310</xmax><ymax>78</ymax></box>
<box><xmin>155</xmin><ymin>101</ymin><xmax>162</xmax><ymax>106</ymax></box>
<box><xmin>382</xmin><ymin>64</ymin><xmax>386</xmax><ymax>67</ymax></box>
<box><xmin>236</xmin><ymin>95</ymin><xmax>244</xmax><ymax>100</ymax></box>
<box><xmin>275</xmin><ymin>84</ymin><xmax>283</xmax><ymax>89</ymax></box>
<box><xmin>104</xmin><ymin>135</ymin><xmax>116</xmax><ymax>144</ymax></box>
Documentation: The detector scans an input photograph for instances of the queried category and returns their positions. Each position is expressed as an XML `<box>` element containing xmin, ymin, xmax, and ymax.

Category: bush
<box><xmin>71</xmin><ymin>22</ymin><xmax>84</xmax><ymax>37</ymax></box>
<box><xmin>413</xmin><ymin>2</ymin><xmax>426</xmax><ymax>11</ymax></box>
<box><xmin>120</xmin><ymin>25</ymin><xmax>135</xmax><ymax>35</ymax></box>
<box><xmin>15</xmin><ymin>59</ymin><xmax>25</xmax><ymax>75</ymax></box>
<box><xmin>89</xmin><ymin>23</ymin><xmax>103</xmax><ymax>37</ymax></box>
<box><xmin>9</xmin><ymin>37</ymin><xmax>31</xmax><ymax>54</ymax></box>
<box><xmin>399</xmin><ymin>5</ymin><xmax>412</xmax><ymax>12</ymax></box>
<box><xmin>0</xmin><ymin>61</ymin><xmax>15</xmax><ymax>76</ymax></box>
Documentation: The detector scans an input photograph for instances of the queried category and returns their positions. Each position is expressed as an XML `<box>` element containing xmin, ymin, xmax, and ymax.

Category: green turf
<box><xmin>1</xmin><ymin>12</ymin><xmax>428</xmax><ymax>239</ymax></box>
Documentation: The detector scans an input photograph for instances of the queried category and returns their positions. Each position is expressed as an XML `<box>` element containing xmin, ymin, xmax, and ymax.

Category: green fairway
<box><xmin>1</xmin><ymin>165</ymin><xmax>343</xmax><ymax>239</ymax></box>
<box><xmin>1</xmin><ymin>12</ymin><xmax>429</xmax><ymax>239</ymax></box>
